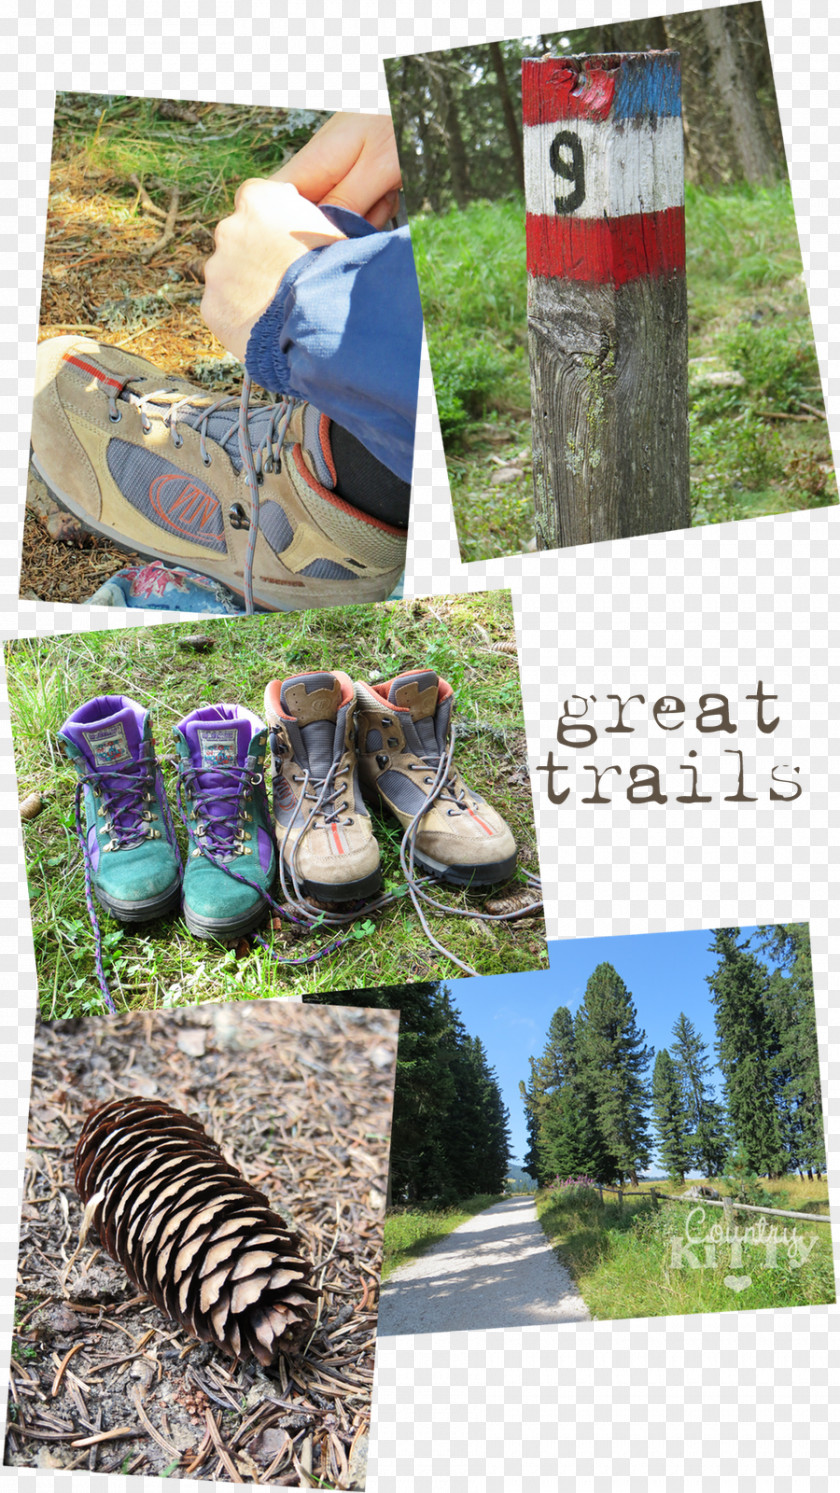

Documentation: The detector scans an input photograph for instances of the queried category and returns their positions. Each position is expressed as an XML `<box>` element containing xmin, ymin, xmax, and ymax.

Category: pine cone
<box><xmin>74</xmin><ymin>1098</ymin><xmax>320</xmax><ymax>1364</ymax></box>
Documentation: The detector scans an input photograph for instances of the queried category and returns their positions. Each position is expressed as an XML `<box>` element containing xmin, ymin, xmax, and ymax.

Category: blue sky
<box><xmin>453</xmin><ymin>927</ymin><xmax>768</xmax><ymax>1168</ymax></box>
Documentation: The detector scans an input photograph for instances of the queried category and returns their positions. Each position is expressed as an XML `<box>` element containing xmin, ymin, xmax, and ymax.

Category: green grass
<box><xmin>383</xmin><ymin>1194</ymin><xmax>503</xmax><ymax>1279</ymax></box>
<box><xmin>536</xmin><ymin>1175</ymin><xmax>835</xmax><ymax>1321</ymax></box>
<box><xmin>412</xmin><ymin>182</ymin><xmax>837</xmax><ymax>561</ymax></box>
<box><xmin>52</xmin><ymin>93</ymin><xmax>325</xmax><ymax>219</ymax></box>
<box><xmin>6</xmin><ymin>594</ymin><xmax>547</xmax><ymax>1020</ymax></box>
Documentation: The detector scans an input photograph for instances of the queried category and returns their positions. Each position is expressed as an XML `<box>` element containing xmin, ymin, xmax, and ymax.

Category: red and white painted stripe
<box><xmin>523</xmin><ymin>54</ymin><xmax>685</xmax><ymax>288</ymax></box>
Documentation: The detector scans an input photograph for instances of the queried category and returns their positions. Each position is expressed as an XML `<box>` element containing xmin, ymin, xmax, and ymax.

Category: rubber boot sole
<box><xmin>95</xmin><ymin>879</ymin><xmax>182</xmax><ymax>925</ymax></box>
<box><xmin>411</xmin><ymin>848</ymin><xmax>519</xmax><ymax>888</ymax></box>
<box><xmin>30</xmin><ymin>454</ymin><xmax>403</xmax><ymax>613</ymax></box>
<box><xmin>183</xmin><ymin>897</ymin><xmax>270</xmax><ymax>943</ymax></box>
<box><xmin>284</xmin><ymin>863</ymin><xmax>383</xmax><ymax>905</ymax></box>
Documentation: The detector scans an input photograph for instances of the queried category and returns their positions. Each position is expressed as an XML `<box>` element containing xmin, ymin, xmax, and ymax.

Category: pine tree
<box><xmin>760</xmin><ymin>924</ymin><xmax>826</xmax><ymax>1179</ymax></box>
<box><xmin>447</xmin><ymin>1030</ymin><xmax>511</xmax><ymax>1196</ymax></box>
<box><xmin>670</xmin><ymin>1012</ymin><xmax>729</xmax><ymax>1177</ymax></box>
<box><xmin>306</xmin><ymin>980</ymin><xmax>511</xmax><ymax>1204</ymax></box>
<box><xmin>707</xmin><ymin>929</ymin><xmax>786</xmax><ymax>1176</ymax></box>
<box><xmin>520</xmin><ymin>1061</ymin><xmax>546</xmax><ymax>1185</ymax></box>
<box><xmin>574</xmin><ymin>963</ymin><xmax>653</xmax><ymax>1184</ymax></box>
<box><xmin>651</xmin><ymin>1049</ymin><xmax>692</xmax><ymax>1183</ymax></box>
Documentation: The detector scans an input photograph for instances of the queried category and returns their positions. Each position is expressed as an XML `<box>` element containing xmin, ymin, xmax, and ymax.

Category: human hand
<box><xmin>272</xmin><ymin>112</ymin><xmax>402</xmax><ymax>229</ymax></box>
<box><xmin>201</xmin><ymin>179</ymin><xmax>346</xmax><ymax>361</ymax></box>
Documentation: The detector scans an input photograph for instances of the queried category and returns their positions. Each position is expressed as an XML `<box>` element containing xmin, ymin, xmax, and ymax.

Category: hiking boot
<box><xmin>31</xmin><ymin>336</ymin><xmax>406</xmax><ymax>612</ymax></box>
<box><xmin>59</xmin><ymin>696</ymin><xmax>182</xmax><ymax>922</ymax></box>
<box><xmin>264</xmin><ymin>671</ymin><xmax>381</xmax><ymax>903</ymax></box>
<box><xmin>355</xmin><ymin>670</ymin><xmax>518</xmax><ymax>886</ymax></box>
<box><xmin>173</xmin><ymin>704</ymin><xmax>277</xmax><ymax>941</ymax></box>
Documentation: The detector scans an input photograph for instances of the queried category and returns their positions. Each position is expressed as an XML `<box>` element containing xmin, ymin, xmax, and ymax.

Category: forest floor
<box><xmin>23</xmin><ymin>92</ymin><xmax>329</xmax><ymax>604</ymax></box>
<box><xmin>410</xmin><ymin>183</ymin><xmax>838</xmax><ymax>564</ymax></box>
<box><xmin>6</xmin><ymin>1001</ymin><xmax>397</xmax><ymax>1487</ymax></box>
<box><xmin>7</xmin><ymin>591</ymin><xmax>548</xmax><ymax>1018</ymax></box>
<box><xmin>377</xmin><ymin>1196</ymin><xmax>590</xmax><ymax>1336</ymax></box>
<box><xmin>536</xmin><ymin>1177</ymin><xmax>835</xmax><ymax>1321</ymax></box>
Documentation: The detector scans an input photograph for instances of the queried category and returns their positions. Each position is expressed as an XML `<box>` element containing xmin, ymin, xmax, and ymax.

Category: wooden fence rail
<box><xmin>591</xmin><ymin>1182</ymin><xmax>831</xmax><ymax>1225</ymax></box>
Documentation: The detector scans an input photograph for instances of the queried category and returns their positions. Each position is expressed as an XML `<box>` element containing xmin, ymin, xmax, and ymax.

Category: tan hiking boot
<box><xmin>355</xmin><ymin>669</ymin><xmax>518</xmax><ymax>886</ymax></box>
<box><xmin>264</xmin><ymin>670</ymin><xmax>381</xmax><ymax>902</ymax></box>
<box><xmin>31</xmin><ymin>336</ymin><xmax>406</xmax><ymax>612</ymax></box>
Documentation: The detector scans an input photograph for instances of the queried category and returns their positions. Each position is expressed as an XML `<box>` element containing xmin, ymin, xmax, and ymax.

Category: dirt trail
<box><xmin>377</xmin><ymin>1194</ymin><xmax>590</xmax><ymax>1337</ymax></box>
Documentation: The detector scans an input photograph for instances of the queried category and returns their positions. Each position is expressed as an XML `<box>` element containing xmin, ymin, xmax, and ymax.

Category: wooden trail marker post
<box><xmin>523</xmin><ymin>52</ymin><xmax>690</xmax><ymax>550</ymax></box>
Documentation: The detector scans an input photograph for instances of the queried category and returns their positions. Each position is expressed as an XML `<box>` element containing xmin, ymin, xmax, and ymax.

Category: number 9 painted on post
<box><xmin>549</xmin><ymin>130</ymin><xmax>585</xmax><ymax>215</ymax></box>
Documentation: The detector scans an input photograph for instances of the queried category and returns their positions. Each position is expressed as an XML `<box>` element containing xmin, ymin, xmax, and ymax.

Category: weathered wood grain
<box><xmin>524</xmin><ymin>52</ymin><xmax>690</xmax><ymax>549</ymax></box>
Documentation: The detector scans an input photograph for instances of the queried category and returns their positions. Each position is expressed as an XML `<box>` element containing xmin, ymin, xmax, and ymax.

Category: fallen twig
<box><xmin>140</xmin><ymin>186</ymin><xmax>180</xmax><ymax>264</ymax></box>
<box><xmin>70</xmin><ymin>1425</ymin><xmax>139</xmax><ymax>1448</ymax></box>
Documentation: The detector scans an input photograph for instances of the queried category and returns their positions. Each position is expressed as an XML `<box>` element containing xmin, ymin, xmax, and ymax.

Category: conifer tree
<box><xmin>651</xmin><ymin>1048</ymin><xmax>692</xmax><ymax>1183</ymax></box>
<box><xmin>670</xmin><ymin>1011</ymin><xmax>729</xmax><ymax>1177</ymax></box>
<box><xmin>574</xmin><ymin>963</ymin><xmax>653</xmax><ymax>1184</ymax></box>
<box><xmin>520</xmin><ymin>1061</ymin><xmax>547</xmax><ymax>1185</ymax></box>
<box><xmin>760</xmin><ymin>924</ymin><xmax>825</xmax><ymax>1178</ymax></box>
<box><xmin>707</xmin><ymin>929</ymin><xmax>786</xmax><ymax>1176</ymax></box>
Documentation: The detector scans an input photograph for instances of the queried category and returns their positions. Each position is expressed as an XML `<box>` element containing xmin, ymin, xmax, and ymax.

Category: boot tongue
<box><xmin>280</xmin><ymin>673</ymin><xmax>342</xmax><ymax>781</ymax></box>
<box><xmin>388</xmin><ymin>671</ymin><xmax>441</xmax><ymax>756</ymax></box>
<box><xmin>180</xmin><ymin>709</ymin><xmax>253</xmax><ymax>781</ymax></box>
<box><xmin>63</xmin><ymin>697</ymin><xmax>145</xmax><ymax>772</ymax></box>
<box><xmin>177</xmin><ymin>707</ymin><xmax>259</xmax><ymax>842</ymax></box>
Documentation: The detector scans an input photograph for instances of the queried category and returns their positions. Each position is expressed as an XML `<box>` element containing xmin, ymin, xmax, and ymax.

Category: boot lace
<box><xmin>267</xmin><ymin>726</ymin><xmax>544</xmax><ymax>978</ymax></box>
<box><xmin>104</xmin><ymin>370</ymin><xmax>296</xmax><ymax>616</ymax></box>
<box><xmin>73</xmin><ymin>745</ymin><xmax>179</xmax><ymax>1016</ymax></box>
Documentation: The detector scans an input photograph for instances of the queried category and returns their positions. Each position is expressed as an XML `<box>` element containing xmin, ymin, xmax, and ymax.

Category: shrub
<box><xmin>722</xmin><ymin>320</ymin><xmax>822</xmax><ymax>412</ymax></box>
<box><xmin>546</xmin><ymin>1175</ymin><xmax>603</xmax><ymax>1210</ymax></box>
<box><xmin>428</xmin><ymin>334</ymin><xmax>507</xmax><ymax>440</ymax></box>
<box><xmin>690</xmin><ymin>411</ymin><xmax>782</xmax><ymax>525</ymax></box>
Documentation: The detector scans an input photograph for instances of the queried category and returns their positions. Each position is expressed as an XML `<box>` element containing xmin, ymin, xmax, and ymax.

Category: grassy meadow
<box><xmin>6</xmin><ymin>592</ymin><xmax>547</xmax><ymax>1019</ymax></box>
<box><xmin>383</xmin><ymin>1195</ymin><xmax>503</xmax><ymax>1280</ymax></box>
<box><xmin>411</xmin><ymin>181</ymin><xmax>837</xmax><ymax>562</ymax></box>
<box><xmin>536</xmin><ymin>1175</ymin><xmax>835</xmax><ymax>1321</ymax></box>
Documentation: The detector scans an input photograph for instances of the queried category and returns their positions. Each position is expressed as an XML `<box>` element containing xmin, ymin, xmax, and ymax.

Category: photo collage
<box><xmin>1</xmin><ymin>2</ymin><xmax>837</xmax><ymax>1490</ymax></box>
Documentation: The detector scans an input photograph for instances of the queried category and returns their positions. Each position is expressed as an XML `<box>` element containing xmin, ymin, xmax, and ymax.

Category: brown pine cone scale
<box><xmin>74</xmin><ymin>1098</ymin><xmax>320</xmax><ymax>1364</ymax></box>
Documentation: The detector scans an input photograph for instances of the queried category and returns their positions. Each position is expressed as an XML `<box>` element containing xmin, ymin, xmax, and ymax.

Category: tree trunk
<box><xmin>524</xmin><ymin>51</ymin><xmax>690</xmax><ymax>549</ymax></box>
<box><xmin>610</xmin><ymin>17</ymin><xmax>668</xmax><ymax>52</ymax></box>
<box><xmin>431</xmin><ymin>60</ymin><xmax>471</xmax><ymax>209</ymax></box>
<box><xmin>488</xmin><ymin>41</ymin><xmax>525</xmax><ymax>193</ymax></box>
<box><xmin>701</xmin><ymin>6</ymin><xmax>779</xmax><ymax>182</ymax></box>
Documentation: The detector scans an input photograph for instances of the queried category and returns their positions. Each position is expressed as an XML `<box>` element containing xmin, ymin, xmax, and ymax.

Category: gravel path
<box><xmin>377</xmin><ymin>1195</ymin><xmax>591</xmax><ymax>1337</ymax></box>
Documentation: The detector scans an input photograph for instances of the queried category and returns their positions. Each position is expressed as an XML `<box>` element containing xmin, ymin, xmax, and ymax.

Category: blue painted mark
<box><xmin>614</xmin><ymin>53</ymin><xmax>682</xmax><ymax>120</ymax></box>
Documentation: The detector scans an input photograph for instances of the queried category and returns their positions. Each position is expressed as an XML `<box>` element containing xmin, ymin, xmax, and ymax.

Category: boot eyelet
<box><xmin>109</xmin><ymin>410</ymin><xmax>122</xmax><ymax>424</ymax></box>
<box><xmin>381</xmin><ymin>717</ymin><xmax>392</xmax><ymax>726</ymax></box>
<box><xmin>387</xmin><ymin>738</ymin><xmax>399</xmax><ymax>748</ymax></box>
<box><xmin>171</xmin><ymin>433</ymin><xmax>183</xmax><ymax>449</ymax></box>
<box><xmin>141</xmin><ymin>418</ymin><xmax>152</xmax><ymax>434</ymax></box>
<box><xmin>203</xmin><ymin>454</ymin><xmax>212</xmax><ymax>467</ymax></box>
<box><xmin>375</xmin><ymin>753</ymin><xmax>389</xmax><ymax>769</ymax></box>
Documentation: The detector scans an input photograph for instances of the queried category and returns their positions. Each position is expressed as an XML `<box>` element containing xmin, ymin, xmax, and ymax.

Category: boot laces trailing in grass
<box><xmin>72</xmin><ymin>749</ymin><xmax>161</xmax><ymax>1015</ymax></box>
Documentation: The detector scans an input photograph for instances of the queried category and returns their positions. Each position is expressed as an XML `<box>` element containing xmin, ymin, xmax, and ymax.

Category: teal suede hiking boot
<box><xmin>173</xmin><ymin>704</ymin><xmax>277</xmax><ymax>941</ymax></box>
<box><xmin>59</xmin><ymin>695</ymin><xmax>182</xmax><ymax>925</ymax></box>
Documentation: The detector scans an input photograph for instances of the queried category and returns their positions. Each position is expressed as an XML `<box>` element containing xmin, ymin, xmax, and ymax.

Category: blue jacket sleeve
<box><xmin>244</xmin><ymin>205</ymin><xmax>422</xmax><ymax>485</ymax></box>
